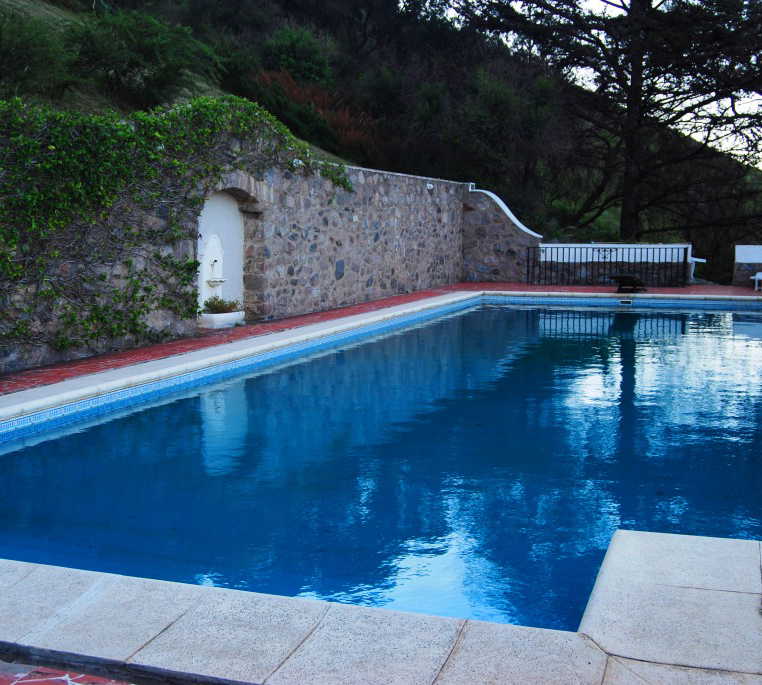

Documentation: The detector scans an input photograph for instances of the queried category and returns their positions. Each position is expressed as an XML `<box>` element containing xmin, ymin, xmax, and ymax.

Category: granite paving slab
<box><xmin>434</xmin><ymin>620</ymin><xmax>607</xmax><ymax>684</ymax></box>
<box><xmin>266</xmin><ymin>604</ymin><xmax>462</xmax><ymax>685</ymax></box>
<box><xmin>19</xmin><ymin>575</ymin><xmax>204</xmax><ymax>662</ymax></box>
<box><xmin>0</xmin><ymin>559</ymin><xmax>36</xmax><ymax>589</ymax></box>
<box><xmin>596</xmin><ymin>530</ymin><xmax>761</xmax><ymax>594</ymax></box>
<box><xmin>603</xmin><ymin>656</ymin><xmax>762</xmax><ymax>684</ymax></box>
<box><xmin>0</xmin><ymin>563</ymin><xmax>109</xmax><ymax>644</ymax></box>
<box><xmin>580</xmin><ymin>532</ymin><xmax>762</xmax><ymax>675</ymax></box>
<box><xmin>2</xmin><ymin>530</ymin><xmax>761</xmax><ymax>685</ymax></box>
<box><xmin>581</xmin><ymin>552</ymin><xmax>762</xmax><ymax>674</ymax></box>
<box><xmin>127</xmin><ymin>587</ymin><xmax>328</xmax><ymax>684</ymax></box>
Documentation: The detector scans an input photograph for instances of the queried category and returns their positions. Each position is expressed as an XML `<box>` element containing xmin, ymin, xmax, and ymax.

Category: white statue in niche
<box><xmin>199</xmin><ymin>233</ymin><xmax>225</xmax><ymax>305</ymax></box>
<box><xmin>196</xmin><ymin>192</ymin><xmax>245</xmax><ymax>327</ymax></box>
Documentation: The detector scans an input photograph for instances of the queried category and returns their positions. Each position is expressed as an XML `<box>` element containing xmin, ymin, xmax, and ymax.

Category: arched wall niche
<box><xmin>197</xmin><ymin>192</ymin><xmax>245</xmax><ymax>307</ymax></box>
<box><xmin>197</xmin><ymin>172</ymin><xmax>269</xmax><ymax>321</ymax></box>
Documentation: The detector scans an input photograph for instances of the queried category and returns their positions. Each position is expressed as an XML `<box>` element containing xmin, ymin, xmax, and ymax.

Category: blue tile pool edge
<box><xmin>3</xmin><ymin>290</ymin><xmax>762</xmax><ymax>444</ymax></box>
<box><xmin>483</xmin><ymin>293</ymin><xmax>762</xmax><ymax>310</ymax></box>
<box><xmin>0</xmin><ymin>296</ymin><xmax>480</xmax><ymax>444</ymax></box>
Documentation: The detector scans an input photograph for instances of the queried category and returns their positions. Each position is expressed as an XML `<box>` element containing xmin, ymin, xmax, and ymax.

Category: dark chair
<box><xmin>611</xmin><ymin>274</ymin><xmax>646</xmax><ymax>293</ymax></box>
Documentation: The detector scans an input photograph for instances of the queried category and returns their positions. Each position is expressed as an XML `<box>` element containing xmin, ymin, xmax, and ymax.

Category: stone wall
<box><xmin>462</xmin><ymin>188</ymin><xmax>542</xmax><ymax>282</ymax></box>
<box><xmin>242</xmin><ymin>167</ymin><xmax>467</xmax><ymax>320</ymax></box>
<box><xmin>0</xmin><ymin>206</ymin><xmax>198</xmax><ymax>376</ymax></box>
<box><xmin>2</xmin><ymin>160</ymin><xmax>541</xmax><ymax>374</ymax></box>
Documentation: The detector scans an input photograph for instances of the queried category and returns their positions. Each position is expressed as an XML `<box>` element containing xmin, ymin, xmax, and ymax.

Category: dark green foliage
<box><xmin>216</xmin><ymin>42</ymin><xmax>262</xmax><ymax>95</ymax></box>
<box><xmin>252</xmin><ymin>86</ymin><xmax>337</xmax><ymax>151</ymax></box>
<box><xmin>222</xmin><ymin>66</ymin><xmax>338</xmax><ymax>151</ymax></box>
<box><xmin>461</xmin><ymin>0</ymin><xmax>762</xmax><ymax>240</ymax></box>
<box><xmin>4</xmin><ymin>0</ymin><xmax>762</xmax><ymax>279</ymax></box>
<box><xmin>0</xmin><ymin>95</ymin><xmax>350</xmax><ymax>353</ymax></box>
<box><xmin>68</xmin><ymin>10</ymin><xmax>221</xmax><ymax>109</ymax></box>
<box><xmin>262</xmin><ymin>26</ymin><xmax>333</xmax><ymax>83</ymax></box>
<box><xmin>355</xmin><ymin>67</ymin><xmax>405</xmax><ymax>120</ymax></box>
<box><xmin>180</xmin><ymin>0</ymin><xmax>280</xmax><ymax>40</ymax></box>
<box><xmin>457</xmin><ymin>71</ymin><xmax>559</xmax><ymax>190</ymax></box>
<box><xmin>0</xmin><ymin>9</ymin><xmax>75</xmax><ymax>99</ymax></box>
<box><xmin>46</xmin><ymin>0</ymin><xmax>89</xmax><ymax>9</ymax></box>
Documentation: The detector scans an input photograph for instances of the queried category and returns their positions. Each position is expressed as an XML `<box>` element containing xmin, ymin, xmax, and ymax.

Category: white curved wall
<box><xmin>197</xmin><ymin>193</ymin><xmax>245</xmax><ymax>307</ymax></box>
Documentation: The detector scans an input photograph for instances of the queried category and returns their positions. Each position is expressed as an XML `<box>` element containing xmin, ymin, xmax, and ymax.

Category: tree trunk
<box><xmin>619</xmin><ymin>0</ymin><xmax>648</xmax><ymax>241</ymax></box>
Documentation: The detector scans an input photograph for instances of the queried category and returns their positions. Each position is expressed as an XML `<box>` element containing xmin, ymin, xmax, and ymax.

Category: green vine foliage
<box><xmin>0</xmin><ymin>95</ymin><xmax>351</xmax><ymax>358</ymax></box>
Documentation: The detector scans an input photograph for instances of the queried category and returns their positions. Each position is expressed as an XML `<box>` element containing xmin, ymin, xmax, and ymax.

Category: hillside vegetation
<box><xmin>1</xmin><ymin>0</ymin><xmax>760</xmax><ymax>281</ymax></box>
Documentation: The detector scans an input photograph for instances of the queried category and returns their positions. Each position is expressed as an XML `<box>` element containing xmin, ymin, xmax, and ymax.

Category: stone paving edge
<box><xmin>1</xmin><ymin>531</ymin><xmax>760</xmax><ymax>684</ymax></box>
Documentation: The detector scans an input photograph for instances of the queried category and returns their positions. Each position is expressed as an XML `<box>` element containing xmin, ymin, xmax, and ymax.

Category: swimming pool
<box><xmin>2</xmin><ymin>303</ymin><xmax>761</xmax><ymax>631</ymax></box>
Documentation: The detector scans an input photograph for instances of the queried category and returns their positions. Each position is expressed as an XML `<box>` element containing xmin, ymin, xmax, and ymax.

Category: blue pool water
<box><xmin>2</xmin><ymin>305</ymin><xmax>761</xmax><ymax>630</ymax></box>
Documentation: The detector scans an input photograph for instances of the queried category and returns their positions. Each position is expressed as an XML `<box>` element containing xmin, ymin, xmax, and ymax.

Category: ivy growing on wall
<box><xmin>0</xmin><ymin>95</ymin><xmax>351</xmax><ymax>357</ymax></box>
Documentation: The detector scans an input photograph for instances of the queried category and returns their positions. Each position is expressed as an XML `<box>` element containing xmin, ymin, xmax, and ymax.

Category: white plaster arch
<box><xmin>197</xmin><ymin>192</ymin><xmax>245</xmax><ymax>308</ymax></box>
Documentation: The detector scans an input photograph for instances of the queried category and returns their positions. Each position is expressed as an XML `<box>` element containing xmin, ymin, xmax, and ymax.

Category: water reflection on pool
<box><xmin>2</xmin><ymin>306</ymin><xmax>761</xmax><ymax>630</ymax></box>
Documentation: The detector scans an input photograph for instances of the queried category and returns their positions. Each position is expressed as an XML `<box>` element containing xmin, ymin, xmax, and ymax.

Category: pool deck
<box><xmin>0</xmin><ymin>531</ymin><xmax>759</xmax><ymax>684</ymax></box>
<box><xmin>1</xmin><ymin>284</ymin><xmax>761</xmax><ymax>683</ymax></box>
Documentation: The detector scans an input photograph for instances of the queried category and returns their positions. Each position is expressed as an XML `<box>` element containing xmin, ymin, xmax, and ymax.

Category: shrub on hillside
<box><xmin>219</xmin><ymin>46</ymin><xmax>338</xmax><ymax>152</ymax></box>
<box><xmin>251</xmin><ymin>76</ymin><xmax>337</xmax><ymax>152</ymax></box>
<box><xmin>46</xmin><ymin>0</ymin><xmax>89</xmax><ymax>10</ymax></box>
<box><xmin>68</xmin><ymin>11</ymin><xmax>221</xmax><ymax>109</ymax></box>
<box><xmin>0</xmin><ymin>9</ymin><xmax>74</xmax><ymax>99</ymax></box>
<box><xmin>262</xmin><ymin>26</ymin><xmax>333</xmax><ymax>84</ymax></box>
<box><xmin>258</xmin><ymin>71</ymin><xmax>379</xmax><ymax>163</ymax></box>
<box><xmin>181</xmin><ymin>0</ymin><xmax>280</xmax><ymax>40</ymax></box>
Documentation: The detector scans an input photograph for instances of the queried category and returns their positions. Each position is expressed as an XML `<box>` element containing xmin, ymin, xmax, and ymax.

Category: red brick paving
<box><xmin>0</xmin><ymin>665</ymin><xmax>130</xmax><ymax>685</ymax></box>
<box><xmin>1</xmin><ymin>282</ymin><xmax>758</xmax><ymax>397</ymax></box>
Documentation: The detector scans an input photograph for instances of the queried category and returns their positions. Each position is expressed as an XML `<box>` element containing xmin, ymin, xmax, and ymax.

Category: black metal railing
<box><xmin>538</xmin><ymin>310</ymin><xmax>687</xmax><ymax>340</ymax></box>
<box><xmin>526</xmin><ymin>245</ymin><xmax>689</xmax><ymax>287</ymax></box>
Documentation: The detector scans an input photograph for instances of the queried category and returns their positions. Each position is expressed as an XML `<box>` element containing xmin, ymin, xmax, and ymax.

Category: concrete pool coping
<box><xmin>3</xmin><ymin>288</ymin><xmax>762</xmax><ymax>426</ymax></box>
<box><xmin>1</xmin><ymin>290</ymin><xmax>761</xmax><ymax>683</ymax></box>
<box><xmin>0</xmin><ymin>531</ymin><xmax>760</xmax><ymax>684</ymax></box>
<box><xmin>2</xmin><ymin>283</ymin><xmax>761</xmax><ymax>398</ymax></box>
